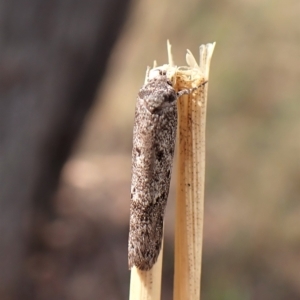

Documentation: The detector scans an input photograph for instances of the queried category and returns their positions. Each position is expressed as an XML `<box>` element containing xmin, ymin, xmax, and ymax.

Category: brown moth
<box><xmin>128</xmin><ymin>69</ymin><xmax>206</xmax><ymax>270</ymax></box>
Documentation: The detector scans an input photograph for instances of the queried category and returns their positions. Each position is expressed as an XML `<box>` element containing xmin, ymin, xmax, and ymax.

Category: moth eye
<box><xmin>164</xmin><ymin>93</ymin><xmax>175</xmax><ymax>103</ymax></box>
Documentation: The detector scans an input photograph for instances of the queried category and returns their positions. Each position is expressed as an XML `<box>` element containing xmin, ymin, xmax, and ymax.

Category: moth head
<box><xmin>140</xmin><ymin>71</ymin><xmax>177</xmax><ymax>114</ymax></box>
<box><xmin>148</xmin><ymin>68</ymin><xmax>166</xmax><ymax>80</ymax></box>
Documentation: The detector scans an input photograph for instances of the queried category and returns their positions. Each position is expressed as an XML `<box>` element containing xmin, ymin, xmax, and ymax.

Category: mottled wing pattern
<box><xmin>128</xmin><ymin>75</ymin><xmax>178</xmax><ymax>270</ymax></box>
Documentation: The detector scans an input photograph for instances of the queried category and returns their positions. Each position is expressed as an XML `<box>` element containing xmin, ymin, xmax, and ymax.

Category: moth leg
<box><xmin>177</xmin><ymin>80</ymin><xmax>208</xmax><ymax>97</ymax></box>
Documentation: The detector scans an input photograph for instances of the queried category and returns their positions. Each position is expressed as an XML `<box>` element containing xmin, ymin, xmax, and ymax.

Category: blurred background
<box><xmin>1</xmin><ymin>0</ymin><xmax>300</xmax><ymax>299</ymax></box>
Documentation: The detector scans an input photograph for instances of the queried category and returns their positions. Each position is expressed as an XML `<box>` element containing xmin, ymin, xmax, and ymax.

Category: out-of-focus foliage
<box><xmin>41</xmin><ymin>0</ymin><xmax>300</xmax><ymax>299</ymax></box>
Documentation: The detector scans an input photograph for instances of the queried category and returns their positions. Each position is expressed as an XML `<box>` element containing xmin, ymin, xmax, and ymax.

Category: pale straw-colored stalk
<box><xmin>173</xmin><ymin>42</ymin><xmax>215</xmax><ymax>300</ymax></box>
<box><xmin>129</xmin><ymin>245</ymin><xmax>163</xmax><ymax>300</ymax></box>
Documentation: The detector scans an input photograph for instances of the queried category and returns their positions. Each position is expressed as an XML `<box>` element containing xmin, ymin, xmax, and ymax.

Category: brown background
<box><xmin>1</xmin><ymin>0</ymin><xmax>300</xmax><ymax>299</ymax></box>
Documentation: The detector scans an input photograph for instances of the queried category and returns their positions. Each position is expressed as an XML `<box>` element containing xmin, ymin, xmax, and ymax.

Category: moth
<box><xmin>128</xmin><ymin>69</ymin><xmax>206</xmax><ymax>270</ymax></box>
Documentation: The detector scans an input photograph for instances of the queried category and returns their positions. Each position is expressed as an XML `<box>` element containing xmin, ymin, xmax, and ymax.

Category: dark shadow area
<box><xmin>0</xmin><ymin>1</ymin><xmax>131</xmax><ymax>299</ymax></box>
